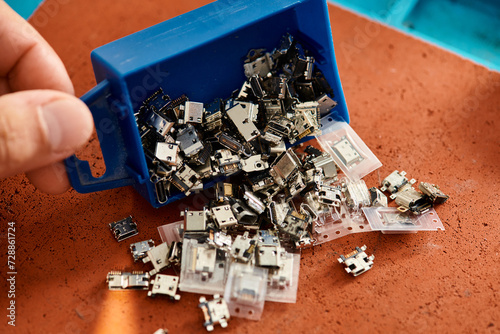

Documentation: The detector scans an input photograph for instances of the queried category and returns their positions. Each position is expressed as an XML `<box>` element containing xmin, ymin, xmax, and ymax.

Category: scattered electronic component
<box><xmin>152</xmin><ymin>329</ymin><xmax>168</xmax><ymax>334</ymax></box>
<box><xmin>310</xmin><ymin>153</ymin><xmax>337</xmax><ymax>179</ymax></box>
<box><xmin>194</xmin><ymin>246</ymin><xmax>217</xmax><ymax>281</ymax></box>
<box><xmin>248</xmin><ymin>173</ymin><xmax>275</xmax><ymax>193</ymax></box>
<box><xmin>262</xmin><ymin>99</ymin><xmax>283</xmax><ymax>117</ymax></box>
<box><xmin>191</xmin><ymin>143</ymin><xmax>212</xmax><ymax>165</ymax></box>
<box><xmin>215</xmin><ymin>132</ymin><xmax>244</xmax><ymax>153</ymax></box>
<box><xmin>168</xmin><ymin>241</ymin><xmax>182</xmax><ymax>264</ymax></box>
<box><xmin>155</xmin><ymin>142</ymin><xmax>179</xmax><ymax>166</ymax></box>
<box><xmin>270</xmin><ymin>149</ymin><xmax>302</xmax><ymax>186</ymax></box>
<box><xmin>147</xmin><ymin>113</ymin><xmax>173</xmax><ymax>137</ymax></box>
<box><xmin>377</xmin><ymin>169</ymin><xmax>450</xmax><ymax>216</ymax></box>
<box><xmin>177</xmin><ymin>124</ymin><xmax>204</xmax><ymax>158</ymax></box>
<box><xmin>231</xmin><ymin>232</ymin><xmax>257</xmax><ymax>263</ymax></box>
<box><xmin>241</xmin><ymin>154</ymin><xmax>269</xmax><ymax>173</ymax></box>
<box><xmin>179</xmin><ymin>238</ymin><xmax>229</xmax><ymax>294</ymax></box>
<box><xmin>394</xmin><ymin>186</ymin><xmax>431</xmax><ymax>214</ymax></box>
<box><xmin>257</xmin><ymin>230</ymin><xmax>280</xmax><ymax>246</ymax></box>
<box><xmin>269</xmin><ymin>199</ymin><xmax>292</xmax><ymax>226</ymax></box>
<box><xmin>316</xmin><ymin>184</ymin><xmax>342</xmax><ymax>207</ymax></box>
<box><xmin>290</xmin><ymin>102</ymin><xmax>320</xmax><ymax>142</ymax></box>
<box><xmin>141</xmin><ymin>88</ymin><xmax>170</xmax><ymax>114</ymax></box>
<box><xmin>211</xmin><ymin>205</ymin><xmax>237</xmax><ymax>229</ymax></box>
<box><xmin>143</xmin><ymin>242</ymin><xmax>171</xmax><ymax>276</ymax></box>
<box><xmin>378</xmin><ymin>171</ymin><xmax>448</xmax><ymax>215</ymax></box>
<box><xmin>295</xmin><ymin>231</ymin><xmax>315</xmax><ymax>249</ymax></box>
<box><xmin>109</xmin><ymin>216</ymin><xmax>138</xmax><ymax>242</ymax></box>
<box><xmin>216</xmin><ymin>182</ymin><xmax>235</xmax><ymax>202</ymax></box>
<box><xmin>337</xmin><ymin>245</ymin><xmax>374</xmax><ymax>277</ymax></box>
<box><xmin>256</xmin><ymin>245</ymin><xmax>284</xmax><ymax>269</ymax></box>
<box><xmin>343</xmin><ymin>179</ymin><xmax>371</xmax><ymax>209</ymax></box>
<box><xmin>148</xmin><ymin>274</ymin><xmax>181</xmax><ymax>300</ymax></box>
<box><xmin>263</xmin><ymin>117</ymin><xmax>293</xmax><ymax>144</ymax></box>
<box><xmin>300</xmin><ymin>202</ymin><xmax>319</xmax><ymax>221</ymax></box>
<box><xmin>107</xmin><ymin>271</ymin><xmax>150</xmax><ymax>290</ymax></box>
<box><xmin>130</xmin><ymin>239</ymin><xmax>155</xmax><ymax>262</ymax></box>
<box><xmin>331</xmin><ymin>136</ymin><xmax>363</xmax><ymax>167</ymax></box>
<box><xmin>419</xmin><ymin>182</ymin><xmax>449</xmax><ymax>204</ymax></box>
<box><xmin>231</xmin><ymin>200</ymin><xmax>259</xmax><ymax>228</ymax></box>
<box><xmin>304</xmin><ymin>167</ymin><xmax>323</xmax><ymax>187</ymax></box>
<box><xmin>169</xmin><ymin>163</ymin><xmax>200</xmax><ymax>194</ymax></box>
<box><xmin>316</xmin><ymin>93</ymin><xmax>337</xmax><ymax>116</ymax></box>
<box><xmin>212</xmin><ymin>149</ymin><xmax>242</xmax><ymax>176</ymax></box>
<box><xmin>243</xmin><ymin>187</ymin><xmax>266</xmax><ymax>214</ymax></box>
<box><xmin>205</xmin><ymin>110</ymin><xmax>223</xmax><ymax>132</ymax></box>
<box><xmin>280</xmin><ymin>210</ymin><xmax>310</xmax><ymax>242</ymax></box>
<box><xmin>184</xmin><ymin>101</ymin><xmax>204</xmax><ymax>124</ymax></box>
<box><xmin>304</xmin><ymin>145</ymin><xmax>323</xmax><ymax>157</ymax></box>
<box><xmin>198</xmin><ymin>295</ymin><xmax>230</xmax><ymax>331</ymax></box>
<box><xmin>208</xmin><ymin>229</ymin><xmax>233</xmax><ymax>250</ymax></box>
<box><xmin>369</xmin><ymin>187</ymin><xmax>388</xmax><ymax>207</ymax></box>
<box><xmin>227</xmin><ymin>103</ymin><xmax>261</xmax><ymax>142</ymax></box>
<box><xmin>244</xmin><ymin>51</ymin><xmax>273</xmax><ymax>78</ymax></box>
<box><xmin>302</xmin><ymin>191</ymin><xmax>322</xmax><ymax>215</ymax></box>
<box><xmin>152</xmin><ymin>177</ymin><xmax>169</xmax><ymax>205</ymax></box>
<box><xmin>194</xmin><ymin>159</ymin><xmax>213</xmax><ymax>179</ymax></box>
<box><xmin>380</xmin><ymin>170</ymin><xmax>411</xmax><ymax>194</ymax></box>
<box><xmin>182</xmin><ymin>209</ymin><xmax>208</xmax><ymax>232</ymax></box>
<box><xmin>286</xmin><ymin>172</ymin><xmax>306</xmax><ymax>198</ymax></box>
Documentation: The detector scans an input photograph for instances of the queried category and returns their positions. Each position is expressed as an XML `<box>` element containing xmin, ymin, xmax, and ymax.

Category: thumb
<box><xmin>0</xmin><ymin>90</ymin><xmax>93</xmax><ymax>179</ymax></box>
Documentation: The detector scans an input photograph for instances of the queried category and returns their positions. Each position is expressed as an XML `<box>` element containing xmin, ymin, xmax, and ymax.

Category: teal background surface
<box><xmin>329</xmin><ymin>0</ymin><xmax>500</xmax><ymax>72</ymax></box>
<box><xmin>5</xmin><ymin>0</ymin><xmax>45</xmax><ymax>19</ymax></box>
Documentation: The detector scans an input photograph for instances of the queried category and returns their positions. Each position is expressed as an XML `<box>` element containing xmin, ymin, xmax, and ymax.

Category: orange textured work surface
<box><xmin>1</xmin><ymin>0</ymin><xmax>499</xmax><ymax>333</ymax></box>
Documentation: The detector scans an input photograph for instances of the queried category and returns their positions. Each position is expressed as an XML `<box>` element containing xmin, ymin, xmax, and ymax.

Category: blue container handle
<box><xmin>65</xmin><ymin>80</ymin><xmax>136</xmax><ymax>193</ymax></box>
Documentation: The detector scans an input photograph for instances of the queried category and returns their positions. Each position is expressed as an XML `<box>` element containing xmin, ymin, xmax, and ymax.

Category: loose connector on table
<box><xmin>338</xmin><ymin>245</ymin><xmax>374</xmax><ymax>277</ymax></box>
<box><xmin>130</xmin><ymin>239</ymin><xmax>155</xmax><ymax>262</ymax></box>
<box><xmin>109</xmin><ymin>216</ymin><xmax>138</xmax><ymax>242</ymax></box>
<box><xmin>107</xmin><ymin>271</ymin><xmax>150</xmax><ymax>290</ymax></box>
<box><xmin>148</xmin><ymin>274</ymin><xmax>181</xmax><ymax>300</ymax></box>
<box><xmin>198</xmin><ymin>295</ymin><xmax>230</xmax><ymax>331</ymax></box>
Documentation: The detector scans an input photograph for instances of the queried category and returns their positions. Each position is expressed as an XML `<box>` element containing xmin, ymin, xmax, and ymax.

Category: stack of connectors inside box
<box><xmin>135</xmin><ymin>34</ymin><xmax>337</xmax><ymax>205</ymax></box>
<box><xmin>107</xmin><ymin>34</ymin><xmax>449</xmax><ymax>332</ymax></box>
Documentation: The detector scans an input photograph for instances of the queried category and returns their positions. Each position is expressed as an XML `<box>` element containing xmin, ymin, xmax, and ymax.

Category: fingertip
<box><xmin>23</xmin><ymin>94</ymin><xmax>93</xmax><ymax>194</ymax></box>
<box><xmin>0</xmin><ymin>90</ymin><xmax>94</xmax><ymax>179</ymax></box>
<box><xmin>41</xmin><ymin>96</ymin><xmax>94</xmax><ymax>153</ymax></box>
<box><xmin>26</xmin><ymin>162</ymin><xmax>71</xmax><ymax>195</ymax></box>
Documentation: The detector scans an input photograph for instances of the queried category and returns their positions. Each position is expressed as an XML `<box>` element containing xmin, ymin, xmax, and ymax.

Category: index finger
<box><xmin>0</xmin><ymin>2</ymin><xmax>74</xmax><ymax>94</ymax></box>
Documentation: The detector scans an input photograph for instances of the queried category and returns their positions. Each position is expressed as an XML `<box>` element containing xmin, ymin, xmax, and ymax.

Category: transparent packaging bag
<box><xmin>224</xmin><ymin>262</ymin><xmax>268</xmax><ymax>320</ymax></box>
<box><xmin>317</xmin><ymin>119</ymin><xmax>382</xmax><ymax>181</ymax></box>
<box><xmin>265</xmin><ymin>252</ymin><xmax>300</xmax><ymax>303</ymax></box>
<box><xmin>362</xmin><ymin>207</ymin><xmax>445</xmax><ymax>234</ymax></box>
<box><xmin>158</xmin><ymin>221</ymin><xmax>183</xmax><ymax>244</ymax></box>
<box><xmin>312</xmin><ymin>204</ymin><xmax>373</xmax><ymax>245</ymax></box>
<box><xmin>179</xmin><ymin>238</ymin><xmax>228</xmax><ymax>294</ymax></box>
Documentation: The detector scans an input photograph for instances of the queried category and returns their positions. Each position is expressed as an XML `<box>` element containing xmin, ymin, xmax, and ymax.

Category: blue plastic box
<box><xmin>66</xmin><ymin>0</ymin><xmax>349</xmax><ymax>208</ymax></box>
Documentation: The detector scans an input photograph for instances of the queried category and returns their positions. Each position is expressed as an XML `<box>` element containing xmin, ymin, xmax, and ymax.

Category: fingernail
<box><xmin>41</xmin><ymin>98</ymin><xmax>93</xmax><ymax>152</ymax></box>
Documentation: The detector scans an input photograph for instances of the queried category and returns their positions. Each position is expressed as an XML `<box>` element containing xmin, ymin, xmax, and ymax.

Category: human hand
<box><xmin>0</xmin><ymin>2</ymin><xmax>93</xmax><ymax>194</ymax></box>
